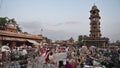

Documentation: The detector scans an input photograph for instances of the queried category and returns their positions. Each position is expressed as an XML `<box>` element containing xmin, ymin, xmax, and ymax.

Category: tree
<box><xmin>0</xmin><ymin>17</ymin><xmax>8</xmax><ymax>30</ymax></box>
<box><xmin>76</xmin><ymin>35</ymin><xmax>88</xmax><ymax>47</ymax></box>
<box><xmin>43</xmin><ymin>37</ymin><xmax>51</xmax><ymax>44</ymax></box>
<box><xmin>115</xmin><ymin>40</ymin><xmax>120</xmax><ymax>46</ymax></box>
<box><xmin>0</xmin><ymin>17</ymin><xmax>22</xmax><ymax>32</ymax></box>
<box><xmin>23</xmin><ymin>32</ymin><xmax>28</xmax><ymax>34</ymax></box>
<box><xmin>10</xmin><ymin>18</ymin><xmax>22</xmax><ymax>32</ymax></box>
<box><xmin>78</xmin><ymin>35</ymin><xmax>83</xmax><ymax>42</ymax></box>
<box><xmin>76</xmin><ymin>35</ymin><xmax>83</xmax><ymax>47</ymax></box>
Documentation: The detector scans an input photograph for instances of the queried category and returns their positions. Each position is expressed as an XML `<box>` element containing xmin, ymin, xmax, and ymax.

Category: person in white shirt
<box><xmin>48</xmin><ymin>51</ymin><xmax>56</xmax><ymax>68</ymax></box>
<box><xmin>49</xmin><ymin>52</ymin><xmax>54</xmax><ymax>64</ymax></box>
<box><xmin>22</xmin><ymin>48</ymin><xmax>27</xmax><ymax>56</ymax></box>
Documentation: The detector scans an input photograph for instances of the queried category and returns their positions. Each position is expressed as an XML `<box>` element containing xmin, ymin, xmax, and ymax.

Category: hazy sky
<box><xmin>0</xmin><ymin>0</ymin><xmax>120</xmax><ymax>42</ymax></box>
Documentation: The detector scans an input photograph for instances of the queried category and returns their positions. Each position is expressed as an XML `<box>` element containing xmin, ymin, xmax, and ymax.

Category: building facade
<box><xmin>83</xmin><ymin>5</ymin><xmax>109</xmax><ymax>47</ymax></box>
<box><xmin>0</xmin><ymin>20</ymin><xmax>42</xmax><ymax>48</ymax></box>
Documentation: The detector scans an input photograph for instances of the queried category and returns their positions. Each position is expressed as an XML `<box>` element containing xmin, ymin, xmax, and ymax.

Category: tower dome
<box><xmin>6</xmin><ymin>20</ymin><xmax>17</xmax><ymax>32</ymax></box>
<box><xmin>6</xmin><ymin>23</ymin><xmax>16</xmax><ymax>29</ymax></box>
<box><xmin>92</xmin><ymin>4</ymin><xmax>98</xmax><ymax>10</ymax></box>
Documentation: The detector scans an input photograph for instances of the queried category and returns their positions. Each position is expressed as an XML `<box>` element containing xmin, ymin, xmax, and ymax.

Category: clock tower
<box><xmin>89</xmin><ymin>5</ymin><xmax>101</xmax><ymax>38</ymax></box>
<box><xmin>82</xmin><ymin>4</ymin><xmax>109</xmax><ymax>47</ymax></box>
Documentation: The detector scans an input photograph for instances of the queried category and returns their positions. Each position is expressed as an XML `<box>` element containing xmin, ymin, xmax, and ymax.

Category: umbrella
<box><xmin>1</xmin><ymin>46</ymin><xmax>10</xmax><ymax>52</ymax></box>
<box><xmin>89</xmin><ymin>46</ymin><xmax>96</xmax><ymax>50</ymax></box>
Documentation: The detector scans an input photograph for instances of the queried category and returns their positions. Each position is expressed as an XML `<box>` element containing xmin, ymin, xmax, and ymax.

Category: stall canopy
<box><xmin>27</xmin><ymin>40</ymin><xmax>40</xmax><ymax>45</ymax></box>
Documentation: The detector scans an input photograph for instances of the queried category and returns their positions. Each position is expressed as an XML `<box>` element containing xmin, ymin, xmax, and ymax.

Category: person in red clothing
<box><xmin>41</xmin><ymin>48</ymin><xmax>45</xmax><ymax>56</ymax></box>
<box><xmin>45</xmin><ymin>50</ymin><xmax>50</xmax><ymax>63</ymax></box>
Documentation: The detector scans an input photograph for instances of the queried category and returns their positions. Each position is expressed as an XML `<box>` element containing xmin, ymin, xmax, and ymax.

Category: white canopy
<box><xmin>27</xmin><ymin>40</ymin><xmax>40</xmax><ymax>45</ymax></box>
<box><xmin>1</xmin><ymin>46</ymin><xmax>10</xmax><ymax>52</ymax></box>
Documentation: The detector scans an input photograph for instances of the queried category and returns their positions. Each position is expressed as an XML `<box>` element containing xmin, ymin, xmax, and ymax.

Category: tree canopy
<box><xmin>0</xmin><ymin>17</ymin><xmax>8</xmax><ymax>30</ymax></box>
<box><xmin>76</xmin><ymin>35</ymin><xmax>88</xmax><ymax>47</ymax></box>
<box><xmin>0</xmin><ymin>17</ymin><xmax>22</xmax><ymax>32</ymax></box>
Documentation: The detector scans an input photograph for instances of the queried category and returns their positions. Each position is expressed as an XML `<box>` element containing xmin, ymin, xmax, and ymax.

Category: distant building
<box><xmin>0</xmin><ymin>19</ymin><xmax>42</xmax><ymax>48</ymax></box>
<box><xmin>6</xmin><ymin>20</ymin><xmax>17</xmax><ymax>33</ymax></box>
<box><xmin>67</xmin><ymin>37</ymin><xmax>74</xmax><ymax>46</ymax></box>
<box><xmin>42</xmin><ymin>39</ymin><xmax>48</xmax><ymax>45</ymax></box>
<box><xmin>83</xmin><ymin>5</ymin><xmax>109</xmax><ymax>47</ymax></box>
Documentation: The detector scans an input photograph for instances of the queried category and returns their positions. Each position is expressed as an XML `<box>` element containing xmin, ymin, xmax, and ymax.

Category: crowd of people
<box><xmin>0</xmin><ymin>43</ymin><xmax>120</xmax><ymax>68</ymax></box>
<box><xmin>63</xmin><ymin>46</ymin><xmax>120</xmax><ymax>68</ymax></box>
<box><xmin>32</xmin><ymin>45</ymin><xmax>120</xmax><ymax>68</ymax></box>
<box><xmin>0</xmin><ymin>44</ymin><xmax>39</xmax><ymax>68</ymax></box>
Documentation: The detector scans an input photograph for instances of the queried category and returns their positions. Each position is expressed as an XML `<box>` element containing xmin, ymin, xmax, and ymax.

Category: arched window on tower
<box><xmin>93</xmin><ymin>35</ymin><xmax>95</xmax><ymax>38</ymax></box>
<box><xmin>93</xmin><ymin>27</ymin><xmax>96</xmax><ymax>29</ymax></box>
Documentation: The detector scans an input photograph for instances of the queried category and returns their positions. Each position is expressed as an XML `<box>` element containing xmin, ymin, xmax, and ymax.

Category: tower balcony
<box><xmin>90</xmin><ymin>30</ymin><xmax>101</xmax><ymax>32</ymax></box>
<box><xmin>89</xmin><ymin>16</ymin><xmax>101</xmax><ymax>19</ymax></box>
